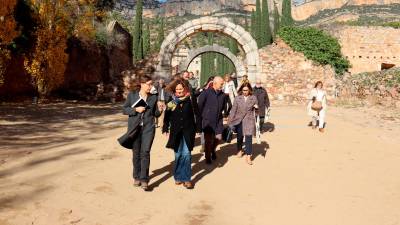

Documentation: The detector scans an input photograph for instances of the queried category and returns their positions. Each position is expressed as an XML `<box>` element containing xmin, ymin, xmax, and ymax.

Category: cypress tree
<box><xmin>281</xmin><ymin>0</ymin><xmax>294</xmax><ymax>27</ymax></box>
<box><xmin>156</xmin><ymin>17</ymin><xmax>165</xmax><ymax>51</ymax></box>
<box><xmin>273</xmin><ymin>1</ymin><xmax>280</xmax><ymax>41</ymax></box>
<box><xmin>255</xmin><ymin>0</ymin><xmax>262</xmax><ymax>47</ymax></box>
<box><xmin>143</xmin><ymin>23</ymin><xmax>151</xmax><ymax>57</ymax></box>
<box><xmin>250</xmin><ymin>10</ymin><xmax>256</xmax><ymax>39</ymax></box>
<box><xmin>261</xmin><ymin>0</ymin><xmax>272</xmax><ymax>47</ymax></box>
<box><xmin>132</xmin><ymin>0</ymin><xmax>143</xmax><ymax>60</ymax></box>
<box><xmin>229</xmin><ymin>38</ymin><xmax>239</xmax><ymax>56</ymax></box>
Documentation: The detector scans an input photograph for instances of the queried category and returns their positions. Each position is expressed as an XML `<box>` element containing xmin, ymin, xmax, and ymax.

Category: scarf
<box><xmin>167</xmin><ymin>93</ymin><xmax>190</xmax><ymax>111</ymax></box>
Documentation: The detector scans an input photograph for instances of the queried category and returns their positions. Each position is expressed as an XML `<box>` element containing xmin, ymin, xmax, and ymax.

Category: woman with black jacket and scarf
<box><xmin>162</xmin><ymin>78</ymin><xmax>200</xmax><ymax>189</ymax></box>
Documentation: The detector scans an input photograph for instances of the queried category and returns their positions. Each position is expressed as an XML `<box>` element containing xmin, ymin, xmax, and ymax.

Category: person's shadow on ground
<box><xmin>148</xmin><ymin>140</ymin><xmax>270</xmax><ymax>191</ymax></box>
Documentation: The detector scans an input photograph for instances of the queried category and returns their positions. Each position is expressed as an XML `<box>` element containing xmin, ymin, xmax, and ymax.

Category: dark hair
<box><xmin>238</xmin><ymin>82</ymin><xmax>253</xmax><ymax>95</ymax></box>
<box><xmin>314</xmin><ymin>81</ymin><xmax>323</xmax><ymax>88</ymax></box>
<box><xmin>132</xmin><ymin>74</ymin><xmax>152</xmax><ymax>91</ymax></box>
<box><xmin>166</xmin><ymin>78</ymin><xmax>190</xmax><ymax>94</ymax></box>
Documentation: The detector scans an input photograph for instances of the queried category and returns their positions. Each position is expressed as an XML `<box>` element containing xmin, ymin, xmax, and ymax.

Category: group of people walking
<box><xmin>120</xmin><ymin>70</ymin><xmax>327</xmax><ymax>191</ymax></box>
<box><xmin>120</xmin><ymin>71</ymin><xmax>271</xmax><ymax>191</ymax></box>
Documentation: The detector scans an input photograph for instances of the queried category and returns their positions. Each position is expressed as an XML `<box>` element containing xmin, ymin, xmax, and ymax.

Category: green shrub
<box><xmin>278</xmin><ymin>26</ymin><xmax>350</xmax><ymax>77</ymax></box>
<box><xmin>383</xmin><ymin>21</ymin><xmax>400</xmax><ymax>29</ymax></box>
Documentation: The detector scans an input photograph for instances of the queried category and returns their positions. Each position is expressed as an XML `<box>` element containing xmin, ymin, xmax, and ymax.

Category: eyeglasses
<box><xmin>242</xmin><ymin>89</ymin><xmax>249</xmax><ymax>91</ymax></box>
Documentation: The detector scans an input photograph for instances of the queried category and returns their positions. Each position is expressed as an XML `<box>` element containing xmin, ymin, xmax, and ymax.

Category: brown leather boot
<box><xmin>183</xmin><ymin>181</ymin><xmax>193</xmax><ymax>189</ymax></box>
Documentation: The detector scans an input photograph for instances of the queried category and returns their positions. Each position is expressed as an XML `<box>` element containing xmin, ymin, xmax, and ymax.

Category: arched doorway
<box><xmin>178</xmin><ymin>44</ymin><xmax>246</xmax><ymax>85</ymax></box>
<box><xmin>155</xmin><ymin>17</ymin><xmax>261</xmax><ymax>82</ymax></box>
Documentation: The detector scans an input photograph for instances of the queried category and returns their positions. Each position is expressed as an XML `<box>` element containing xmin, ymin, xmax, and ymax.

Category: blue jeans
<box><xmin>235</xmin><ymin>123</ymin><xmax>253</xmax><ymax>155</ymax></box>
<box><xmin>174</xmin><ymin>137</ymin><xmax>192</xmax><ymax>182</ymax></box>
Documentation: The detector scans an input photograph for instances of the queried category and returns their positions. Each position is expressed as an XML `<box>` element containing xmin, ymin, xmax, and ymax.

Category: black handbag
<box><xmin>222</xmin><ymin>126</ymin><xmax>234</xmax><ymax>143</ymax></box>
<box><xmin>117</xmin><ymin>118</ymin><xmax>142</xmax><ymax>149</ymax></box>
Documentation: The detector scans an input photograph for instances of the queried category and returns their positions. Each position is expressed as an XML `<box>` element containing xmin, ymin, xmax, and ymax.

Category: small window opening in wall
<box><xmin>394</xmin><ymin>56</ymin><xmax>396</xmax><ymax>59</ymax></box>
<box><xmin>381</xmin><ymin>63</ymin><xmax>396</xmax><ymax>70</ymax></box>
<box><xmin>359</xmin><ymin>56</ymin><xmax>362</xmax><ymax>58</ymax></box>
<box><xmin>381</xmin><ymin>56</ymin><xmax>383</xmax><ymax>59</ymax></box>
<box><xmin>374</xmin><ymin>56</ymin><xmax>376</xmax><ymax>59</ymax></box>
<box><xmin>353</xmin><ymin>56</ymin><xmax>355</xmax><ymax>58</ymax></box>
<box><xmin>367</xmin><ymin>56</ymin><xmax>370</xmax><ymax>59</ymax></box>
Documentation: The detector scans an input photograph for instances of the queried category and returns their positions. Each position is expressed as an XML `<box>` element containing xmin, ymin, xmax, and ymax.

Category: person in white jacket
<box><xmin>223</xmin><ymin>74</ymin><xmax>238</xmax><ymax>116</ymax></box>
<box><xmin>307</xmin><ymin>81</ymin><xmax>327</xmax><ymax>133</ymax></box>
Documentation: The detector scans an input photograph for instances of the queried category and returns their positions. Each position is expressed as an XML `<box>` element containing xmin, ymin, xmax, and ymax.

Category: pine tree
<box><xmin>273</xmin><ymin>1</ymin><xmax>280</xmax><ymax>41</ymax></box>
<box><xmin>156</xmin><ymin>17</ymin><xmax>165</xmax><ymax>51</ymax></box>
<box><xmin>132</xmin><ymin>0</ymin><xmax>143</xmax><ymax>60</ymax></box>
<box><xmin>261</xmin><ymin>0</ymin><xmax>272</xmax><ymax>47</ymax></box>
<box><xmin>143</xmin><ymin>23</ymin><xmax>150</xmax><ymax>57</ymax></box>
<box><xmin>255</xmin><ymin>0</ymin><xmax>262</xmax><ymax>47</ymax></box>
<box><xmin>281</xmin><ymin>0</ymin><xmax>294</xmax><ymax>27</ymax></box>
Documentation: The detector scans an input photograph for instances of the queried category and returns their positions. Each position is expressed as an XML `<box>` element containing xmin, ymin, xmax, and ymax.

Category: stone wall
<box><xmin>327</xmin><ymin>26</ymin><xmax>400</xmax><ymax>74</ymax></box>
<box><xmin>337</xmin><ymin>67</ymin><xmax>400</xmax><ymax>108</ymax></box>
<box><xmin>259</xmin><ymin>39</ymin><xmax>337</xmax><ymax>105</ymax></box>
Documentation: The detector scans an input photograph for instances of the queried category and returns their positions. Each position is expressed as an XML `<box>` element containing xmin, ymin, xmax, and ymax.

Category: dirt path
<box><xmin>1</xmin><ymin>103</ymin><xmax>400</xmax><ymax>225</ymax></box>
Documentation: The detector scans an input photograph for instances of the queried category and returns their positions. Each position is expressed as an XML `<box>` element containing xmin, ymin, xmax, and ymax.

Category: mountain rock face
<box><xmin>115</xmin><ymin>0</ymin><xmax>399</xmax><ymax>20</ymax></box>
<box><xmin>114</xmin><ymin>0</ymin><xmax>265</xmax><ymax>18</ymax></box>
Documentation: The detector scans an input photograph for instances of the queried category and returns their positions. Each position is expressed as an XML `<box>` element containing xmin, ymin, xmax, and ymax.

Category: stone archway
<box><xmin>178</xmin><ymin>44</ymin><xmax>246</xmax><ymax>78</ymax></box>
<box><xmin>155</xmin><ymin>17</ymin><xmax>261</xmax><ymax>82</ymax></box>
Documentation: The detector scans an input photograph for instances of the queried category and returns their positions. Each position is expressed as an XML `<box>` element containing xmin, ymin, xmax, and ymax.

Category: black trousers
<box><xmin>259</xmin><ymin>116</ymin><xmax>265</xmax><ymax>131</ymax></box>
<box><xmin>203</xmin><ymin>127</ymin><xmax>219</xmax><ymax>161</ymax></box>
<box><xmin>132</xmin><ymin>126</ymin><xmax>155</xmax><ymax>182</ymax></box>
<box><xmin>224</xmin><ymin>94</ymin><xmax>232</xmax><ymax>117</ymax></box>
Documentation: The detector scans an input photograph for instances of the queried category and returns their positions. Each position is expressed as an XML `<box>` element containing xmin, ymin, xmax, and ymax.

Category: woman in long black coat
<box><xmin>162</xmin><ymin>78</ymin><xmax>200</xmax><ymax>189</ymax></box>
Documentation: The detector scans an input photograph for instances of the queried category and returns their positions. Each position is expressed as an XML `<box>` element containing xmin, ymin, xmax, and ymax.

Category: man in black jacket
<box><xmin>253</xmin><ymin>79</ymin><xmax>270</xmax><ymax>131</ymax></box>
<box><xmin>197</xmin><ymin>76</ymin><xmax>226</xmax><ymax>164</ymax></box>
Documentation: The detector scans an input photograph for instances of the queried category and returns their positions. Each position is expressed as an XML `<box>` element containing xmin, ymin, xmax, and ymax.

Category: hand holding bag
<box><xmin>311</xmin><ymin>101</ymin><xmax>323</xmax><ymax>111</ymax></box>
<box><xmin>222</xmin><ymin>126</ymin><xmax>234</xmax><ymax>143</ymax></box>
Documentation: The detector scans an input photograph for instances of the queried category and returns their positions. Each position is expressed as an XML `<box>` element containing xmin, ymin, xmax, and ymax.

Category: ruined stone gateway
<box><xmin>155</xmin><ymin>17</ymin><xmax>261</xmax><ymax>82</ymax></box>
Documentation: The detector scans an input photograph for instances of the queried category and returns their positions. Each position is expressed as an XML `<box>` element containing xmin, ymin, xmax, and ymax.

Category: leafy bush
<box><xmin>278</xmin><ymin>26</ymin><xmax>350</xmax><ymax>77</ymax></box>
<box><xmin>383</xmin><ymin>21</ymin><xmax>400</xmax><ymax>29</ymax></box>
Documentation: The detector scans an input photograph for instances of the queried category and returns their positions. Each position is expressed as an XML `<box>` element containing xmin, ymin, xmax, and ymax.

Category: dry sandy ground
<box><xmin>0</xmin><ymin>103</ymin><xmax>400</xmax><ymax>225</ymax></box>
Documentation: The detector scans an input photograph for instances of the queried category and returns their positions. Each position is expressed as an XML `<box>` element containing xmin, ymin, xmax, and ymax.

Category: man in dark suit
<box><xmin>253</xmin><ymin>79</ymin><xmax>270</xmax><ymax>131</ymax></box>
<box><xmin>197</xmin><ymin>76</ymin><xmax>227</xmax><ymax>164</ymax></box>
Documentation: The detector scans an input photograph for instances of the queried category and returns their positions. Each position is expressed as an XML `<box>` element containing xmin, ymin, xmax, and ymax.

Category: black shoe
<box><xmin>211</xmin><ymin>153</ymin><xmax>217</xmax><ymax>160</ymax></box>
<box><xmin>205</xmin><ymin>159</ymin><xmax>212</xmax><ymax>164</ymax></box>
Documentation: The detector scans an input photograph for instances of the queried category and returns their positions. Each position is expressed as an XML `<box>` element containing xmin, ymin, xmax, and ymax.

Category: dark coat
<box><xmin>162</xmin><ymin>96</ymin><xmax>200</xmax><ymax>151</ymax></box>
<box><xmin>120</xmin><ymin>91</ymin><xmax>161</xmax><ymax>150</ymax></box>
<box><xmin>228</xmin><ymin>95</ymin><xmax>258</xmax><ymax>136</ymax></box>
<box><xmin>197</xmin><ymin>88</ymin><xmax>227</xmax><ymax>135</ymax></box>
<box><xmin>253</xmin><ymin>86</ymin><xmax>270</xmax><ymax>116</ymax></box>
